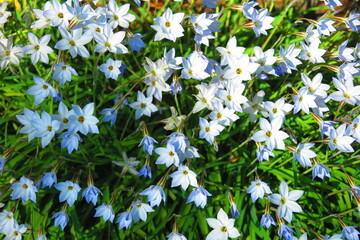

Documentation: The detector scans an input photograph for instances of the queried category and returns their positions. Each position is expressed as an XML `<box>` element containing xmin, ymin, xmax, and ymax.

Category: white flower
<box><xmin>192</xmin><ymin>83</ymin><xmax>218</xmax><ymax>113</ymax></box>
<box><xmin>263</xmin><ymin>98</ymin><xmax>293</xmax><ymax>120</ymax></box>
<box><xmin>246</xmin><ymin>179</ymin><xmax>272</xmax><ymax>202</ymax></box>
<box><xmin>251</xmin><ymin>117</ymin><xmax>289</xmax><ymax>150</ymax></box>
<box><xmin>93</xmin><ymin>24</ymin><xmax>127</xmax><ymax>54</ymax></box>
<box><xmin>0</xmin><ymin>36</ymin><xmax>24</xmax><ymax>70</ymax></box>
<box><xmin>299</xmin><ymin>41</ymin><xmax>326</xmax><ymax>64</ymax></box>
<box><xmin>130</xmin><ymin>200</ymin><xmax>154</xmax><ymax>223</ymax></box>
<box><xmin>181</xmin><ymin>54</ymin><xmax>210</xmax><ymax>80</ymax></box>
<box><xmin>112</xmin><ymin>152</ymin><xmax>140</xmax><ymax>175</ymax></box>
<box><xmin>251</xmin><ymin>46</ymin><xmax>277</xmax><ymax>75</ymax></box>
<box><xmin>43</xmin><ymin>0</ymin><xmax>73</xmax><ymax>28</ymax></box>
<box><xmin>152</xmin><ymin>8</ymin><xmax>185</xmax><ymax>42</ymax></box>
<box><xmin>292</xmin><ymin>88</ymin><xmax>317</xmax><ymax>114</ymax></box>
<box><xmin>206</xmin><ymin>208</ymin><xmax>240</xmax><ymax>240</ymax></box>
<box><xmin>328</xmin><ymin>124</ymin><xmax>355</xmax><ymax>153</ymax></box>
<box><xmin>239</xmin><ymin>90</ymin><xmax>265</xmax><ymax>122</ymax></box>
<box><xmin>0</xmin><ymin>210</ymin><xmax>17</xmax><ymax>235</ymax></box>
<box><xmin>218</xmin><ymin>82</ymin><xmax>248</xmax><ymax>112</ymax></box>
<box><xmin>170</xmin><ymin>165</ymin><xmax>198</xmax><ymax>190</ymax></box>
<box><xmin>224</xmin><ymin>54</ymin><xmax>259</xmax><ymax>82</ymax></box>
<box><xmin>154</xmin><ymin>143</ymin><xmax>180</xmax><ymax>167</ymax></box>
<box><xmin>216</xmin><ymin>36</ymin><xmax>245</xmax><ymax>66</ymax></box>
<box><xmin>199</xmin><ymin>118</ymin><xmax>224</xmax><ymax>145</ymax></box>
<box><xmin>293</xmin><ymin>143</ymin><xmax>316</xmax><ymax>167</ymax></box>
<box><xmin>55</xmin><ymin>27</ymin><xmax>92</xmax><ymax>58</ymax></box>
<box><xmin>269</xmin><ymin>181</ymin><xmax>303</xmax><ymax>222</ymax></box>
<box><xmin>23</xmin><ymin>33</ymin><xmax>53</xmax><ymax>64</ymax></box>
<box><xmin>186</xmin><ymin>187</ymin><xmax>212</xmax><ymax>208</ymax></box>
<box><xmin>106</xmin><ymin>1</ymin><xmax>135</xmax><ymax>29</ymax></box>
<box><xmin>337</xmin><ymin>39</ymin><xmax>355</xmax><ymax>62</ymax></box>
<box><xmin>329</xmin><ymin>78</ymin><xmax>360</xmax><ymax>106</ymax></box>
<box><xmin>209</xmin><ymin>100</ymin><xmax>239</xmax><ymax>126</ymax></box>
<box><xmin>129</xmin><ymin>91</ymin><xmax>158</xmax><ymax>120</ymax></box>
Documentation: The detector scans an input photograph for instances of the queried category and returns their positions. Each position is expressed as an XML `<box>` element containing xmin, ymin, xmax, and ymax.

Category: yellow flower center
<box><xmin>105</xmin><ymin>42</ymin><xmax>111</xmax><ymax>48</ymax></box>
<box><xmin>227</xmin><ymin>95</ymin><xmax>232</xmax><ymax>101</ymax></box>
<box><xmin>221</xmin><ymin>226</ymin><xmax>227</xmax><ymax>232</ymax></box>
<box><xmin>42</xmin><ymin>85</ymin><xmax>49</xmax><ymax>90</ymax></box>
<box><xmin>78</xmin><ymin>116</ymin><xmax>85</xmax><ymax>123</ymax></box>
<box><xmin>58</xmin><ymin>12</ymin><xmax>64</xmax><ymax>18</ymax></box>
<box><xmin>280</xmin><ymin>198</ymin><xmax>286</xmax><ymax>204</ymax></box>
<box><xmin>108</xmin><ymin>66</ymin><xmax>114</xmax><ymax>70</ymax></box>
<box><xmin>22</xmin><ymin>184</ymin><xmax>28</xmax><ymax>189</ymax></box>
<box><xmin>34</xmin><ymin>45</ymin><xmax>40</xmax><ymax>51</ymax></box>
<box><xmin>113</xmin><ymin>15</ymin><xmax>119</xmax><ymax>20</ymax></box>
<box><xmin>205</xmin><ymin>127</ymin><xmax>210</xmax><ymax>132</ymax></box>
<box><xmin>165</xmin><ymin>21</ymin><xmax>171</xmax><ymax>27</ymax></box>
<box><xmin>61</xmin><ymin>66</ymin><xmax>67</xmax><ymax>70</ymax></box>
<box><xmin>266</xmin><ymin>131</ymin><xmax>272</xmax><ymax>137</ymax></box>
<box><xmin>140</xmin><ymin>103</ymin><xmax>146</xmax><ymax>108</ymax></box>
<box><xmin>169</xmin><ymin>151</ymin><xmax>175</xmax><ymax>156</ymax></box>
<box><xmin>68</xmin><ymin>186</ymin><xmax>74</xmax><ymax>190</ymax></box>
<box><xmin>69</xmin><ymin>40</ymin><xmax>76</xmax><ymax>46</ymax></box>
<box><xmin>5</xmin><ymin>50</ymin><xmax>10</xmax><ymax>56</ymax></box>
<box><xmin>272</xmin><ymin>108</ymin><xmax>278</xmax><ymax>113</ymax></box>
<box><xmin>63</xmin><ymin>118</ymin><xmax>69</xmax><ymax>123</ymax></box>
<box><xmin>183</xmin><ymin>170</ymin><xmax>188</xmax><ymax>175</ymax></box>
<box><xmin>343</xmin><ymin>93</ymin><xmax>350</xmax><ymax>98</ymax></box>
<box><xmin>236</xmin><ymin>68</ymin><xmax>242</xmax><ymax>74</ymax></box>
<box><xmin>216</xmin><ymin>113</ymin><xmax>222</xmax><ymax>119</ymax></box>
<box><xmin>47</xmin><ymin>126</ymin><xmax>53</xmax><ymax>131</ymax></box>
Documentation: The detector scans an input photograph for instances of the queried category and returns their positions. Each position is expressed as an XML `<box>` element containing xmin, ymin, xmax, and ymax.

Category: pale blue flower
<box><xmin>186</xmin><ymin>187</ymin><xmax>212</xmax><ymax>208</ymax></box>
<box><xmin>0</xmin><ymin>210</ymin><xmax>17</xmax><ymax>235</ymax></box>
<box><xmin>278</xmin><ymin>223</ymin><xmax>294</xmax><ymax>240</ymax></box>
<box><xmin>5</xmin><ymin>223</ymin><xmax>27</xmax><ymax>240</ymax></box>
<box><xmin>31</xmin><ymin>111</ymin><xmax>60</xmax><ymax>148</ymax></box>
<box><xmin>0</xmin><ymin>156</ymin><xmax>5</xmax><ymax>175</ymax></box>
<box><xmin>68</xmin><ymin>103</ymin><xmax>99</xmax><ymax>135</ymax></box>
<box><xmin>16</xmin><ymin>108</ymin><xmax>40</xmax><ymax>142</ymax></box>
<box><xmin>40</xmin><ymin>172</ymin><xmax>57</xmax><ymax>188</ymax></box>
<box><xmin>128</xmin><ymin>33</ymin><xmax>145</xmax><ymax>53</ymax></box>
<box><xmin>55</xmin><ymin>180</ymin><xmax>81</xmax><ymax>207</ymax></box>
<box><xmin>53</xmin><ymin>62</ymin><xmax>78</xmax><ymax>86</ymax></box>
<box><xmin>312</xmin><ymin>163</ymin><xmax>331</xmax><ymax>180</ymax></box>
<box><xmin>138</xmin><ymin>163</ymin><xmax>152</xmax><ymax>179</ymax></box>
<box><xmin>139</xmin><ymin>185</ymin><xmax>166</xmax><ymax>207</ymax></box>
<box><xmin>293</xmin><ymin>143</ymin><xmax>316</xmax><ymax>167</ymax></box>
<box><xmin>98</xmin><ymin>58</ymin><xmax>122</xmax><ymax>80</ymax></box>
<box><xmin>167</xmin><ymin>232</ymin><xmax>187</xmax><ymax>240</ymax></box>
<box><xmin>59</xmin><ymin>131</ymin><xmax>82</xmax><ymax>154</ymax></box>
<box><xmin>26</xmin><ymin>76</ymin><xmax>56</xmax><ymax>105</ymax></box>
<box><xmin>260</xmin><ymin>213</ymin><xmax>276</xmax><ymax>229</ymax></box>
<box><xmin>82</xmin><ymin>185</ymin><xmax>102</xmax><ymax>205</ymax></box>
<box><xmin>129</xmin><ymin>91</ymin><xmax>158</xmax><ymax>120</ymax></box>
<box><xmin>256</xmin><ymin>145</ymin><xmax>274</xmax><ymax>163</ymax></box>
<box><xmin>51</xmin><ymin>211</ymin><xmax>69</xmax><ymax>230</ymax></box>
<box><xmin>342</xmin><ymin>226</ymin><xmax>360</xmax><ymax>240</ymax></box>
<box><xmin>116</xmin><ymin>211</ymin><xmax>132</xmax><ymax>229</ymax></box>
<box><xmin>139</xmin><ymin>135</ymin><xmax>158</xmax><ymax>155</ymax></box>
<box><xmin>10</xmin><ymin>176</ymin><xmax>38</xmax><ymax>203</ymax></box>
<box><xmin>100</xmin><ymin>108</ymin><xmax>118</xmax><ymax>127</ymax></box>
<box><xmin>94</xmin><ymin>204</ymin><xmax>115</xmax><ymax>222</ymax></box>
<box><xmin>246</xmin><ymin>179</ymin><xmax>272</xmax><ymax>202</ymax></box>
<box><xmin>269</xmin><ymin>181</ymin><xmax>303</xmax><ymax>223</ymax></box>
<box><xmin>230</xmin><ymin>202</ymin><xmax>240</xmax><ymax>218</ymax></box>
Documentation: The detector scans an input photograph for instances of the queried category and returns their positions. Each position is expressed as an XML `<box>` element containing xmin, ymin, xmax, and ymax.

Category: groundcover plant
<box><xmin>0</xmin><ymin>0</ymin><xmax>359</xmax><ymax>239</ymax></box>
